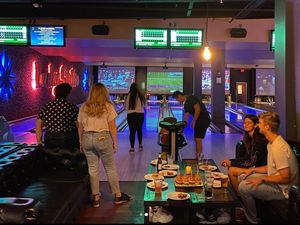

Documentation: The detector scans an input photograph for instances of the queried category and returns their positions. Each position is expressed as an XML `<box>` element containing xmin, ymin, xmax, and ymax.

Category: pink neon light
<box><xmin>52</xmin><ymin>86</ymin><xmax>56</xmax><ymax>97</ymax></box>
<box><xmin>59</xmin><ymin>65</ymin><xmax>64</xmax><ymax>81</ymax></box>
<box><xmin>48</xmin><ymin>64</ymin><xmax>52</xmax><ymax>73</ymax></box>
<box><xmin>32</xmin><ymin>61</ymin><xmax>37</xmax><ymax>89</ymax></box>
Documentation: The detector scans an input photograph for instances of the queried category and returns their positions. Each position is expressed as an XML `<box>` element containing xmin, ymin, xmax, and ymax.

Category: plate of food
<box><xmin>167</xmin><ymin>192</ymin><xmax>190</xmax><ymax>201</ymax></box>
<box><xmin>144</xmin><ymin>173</ymin><xmax>164</xmax><ymax>181</ymax></box>
<box><xmin>150</xmin><ymin>159</ymin><xmax>168</xmax><ymax>166</ymax></box>
<box><xmin>199</xmin><ymin>165</ymin><xmax>218</xmax><ymax>171</ymax></box>
<box><xmin>213</xmin><ymin>180</ymin><xmax>222</xmax><ymax>188</ymax></box>
<box><xmin>159</xmin><ymin>170</ymin><xmax>177</xmax><ymax>177</ymax></box>
<box><xmin>162</xmin><ymin>164</ymin><xmax>179</xmax><ymax>170</ymax></box>
<box><xmin>174</xmin><ymin>174</ymin><xmax>203</xmax><ymax>187</ymax></box>
<box><xmin>147</xmin><ymin>181</ymin><xmax>168</xmax><ymax>189</ymax></box>
<box><xmin>211</xmin><ymin>172</ymin><xmax>224</xmax><ymax>179</ymax></box>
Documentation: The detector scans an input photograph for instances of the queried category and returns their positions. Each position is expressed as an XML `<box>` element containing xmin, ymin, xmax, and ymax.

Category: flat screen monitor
<box><xmin>170</xmin><ymin>29</ymin><xmax>203</xmax><ymax>49</ymax></box>
<box><xmin>0</xmin><ymin>25</ymin><xmax>28</xmax><ymax>45</ymax></box>
<box><xmin>147</xmin><ymin>67</ymin><xmax>183</xmax><ymax>94</ymax></box>
<box><xmin>29</xmin><ymin>25</ymin><xmax>65</xmax><ymax>46</ymax></box>
<box><xmin>134</xmin><ymin>28</ymin><xmax>168</xmax><ymax>48</ymax></box>
<box><xmin>270</xmin><ymin>30</ymin><xmax>275</xmax><ymax>51</ymax></box>
<box><xmin>98</xmin><ymin>67</ymin><xmax>135</xmax><ymax>94</ymax></box>
<box><xmin>256</xmin><ymin>68</ymin><xmax>275</xmax><ymax>96</ymax></box>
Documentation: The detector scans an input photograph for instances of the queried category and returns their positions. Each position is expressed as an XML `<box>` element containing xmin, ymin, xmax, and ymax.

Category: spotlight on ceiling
<box><xmin>32</xmin><ymin>0</ymin><xmax>43</xmax><ymax>8</ymax></box>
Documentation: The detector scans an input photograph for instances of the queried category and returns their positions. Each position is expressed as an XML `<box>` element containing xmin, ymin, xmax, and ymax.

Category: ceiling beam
<box><xmin>230</xmin><ymin>0</ymin><xmax>267</xmax><ymax>22</ymax></box>
<box><xmin>187</xmin><ymin>1</ymin><xmax>194</xmax><ymax>17</ymax></box>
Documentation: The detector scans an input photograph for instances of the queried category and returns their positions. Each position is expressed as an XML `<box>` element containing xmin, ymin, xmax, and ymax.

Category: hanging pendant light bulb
<box><xmin>203</xmin><ymin>46</ymin><xmax>211</xmax><ymax>61</ymax></box>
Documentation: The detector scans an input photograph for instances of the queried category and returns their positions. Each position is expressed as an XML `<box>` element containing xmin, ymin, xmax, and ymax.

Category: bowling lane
<box><xmin>226</xmin><ymin>102</ymin><xmax>266</xmax><ymax>116</ymax></box>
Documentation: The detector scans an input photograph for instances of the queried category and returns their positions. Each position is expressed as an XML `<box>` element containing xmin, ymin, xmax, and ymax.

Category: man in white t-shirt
<box><xmin>238</xmin><ymin>111</ymin><xmax>299</xmax><ymax>224</ymax></box>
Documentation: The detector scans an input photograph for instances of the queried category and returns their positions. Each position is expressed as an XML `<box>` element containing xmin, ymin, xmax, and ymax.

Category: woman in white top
<box><xmin>125</xmin><ymin>82</ymin><xmax>145</xmax><ymax>153</ymax></box>
<box><xmin>78</xmin><ymin>83</ymin><xmax>131</xmax><ymax>207</ymax></box>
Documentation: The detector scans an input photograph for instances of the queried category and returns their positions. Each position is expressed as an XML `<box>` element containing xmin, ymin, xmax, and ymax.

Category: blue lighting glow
<box><xmin>0</xmin><ymin>51</ymin><xmax>16</xmax><ymax>100</ymax></box>
<box><xmin>82</xmin><ymin>67</ymin><xmax>89</xmax><ymax>92</ymax></box>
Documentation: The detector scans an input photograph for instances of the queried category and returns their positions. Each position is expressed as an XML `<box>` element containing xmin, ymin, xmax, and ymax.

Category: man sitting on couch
<box><xmin>238</xmin><ymin>111</ymin><xmax>299</xmax><ymax>224</ymax></box>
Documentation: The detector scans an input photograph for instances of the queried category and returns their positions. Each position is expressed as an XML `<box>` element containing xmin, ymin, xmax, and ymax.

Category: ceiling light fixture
<box><xmin>202</xmin><ymin>4</ymin><xmax>211</xmax><ymax>61</ymax></box>
<box><xmin>220</xmin><ymin>0</ymin><xmax>224</xmax><ymax>4</ymax></box>
<box><xmin>32</xmin><ymin>0</ymin><xmax>43</xmax><ymax>8</ymax></box>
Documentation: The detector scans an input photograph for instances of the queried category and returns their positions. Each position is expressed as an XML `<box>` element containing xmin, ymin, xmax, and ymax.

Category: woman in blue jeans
<box><xmin>78</xmin><ymin>83</ymin><xmax>132</xmax><ymax>207</ymax></box>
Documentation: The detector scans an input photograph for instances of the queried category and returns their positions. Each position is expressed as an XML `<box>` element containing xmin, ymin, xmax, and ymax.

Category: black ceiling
<box><xmin>0</xmin><ymin>0</ymin><xmax>274</xmax><ymax>20</ymax></box>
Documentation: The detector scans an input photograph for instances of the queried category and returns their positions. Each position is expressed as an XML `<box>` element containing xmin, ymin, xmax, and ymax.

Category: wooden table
<box><xmin>143</xmin><ymin>159</ymin><xmax>241</xmax><ymax>223</ymax></box>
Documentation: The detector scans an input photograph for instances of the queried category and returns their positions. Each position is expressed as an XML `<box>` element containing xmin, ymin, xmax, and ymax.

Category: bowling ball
<box><xmin>161</xmin><ymin>134</ymin><xmax>169</xmax><ymax>144</ymax></box>
<box><xmin>177</xmin><ymin>134</ymin><xmax>185</xmax><ymax>145</ymax></box>
<box><xmin>160</xmin><ymin>128</ymin><xmax>169</xmax><ymax>135</ymax></box>
<box><xmin>163</xmin><ymin>117</ymin><xmax>177</xmax><ymax>124</ymax></box>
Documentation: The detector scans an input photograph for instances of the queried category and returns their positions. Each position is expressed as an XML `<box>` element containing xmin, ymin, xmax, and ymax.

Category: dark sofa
<box><xmin>0</xmin><ymin>142</ymin><xmax>89</xmax><ymax>224</ymax></box>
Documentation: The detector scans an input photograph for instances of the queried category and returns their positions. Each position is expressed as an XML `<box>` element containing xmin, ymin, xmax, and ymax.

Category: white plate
<box><xmin>147</xmin><ymin>181</ymin><xmax>168</xmax><ymax>189</ymax></box>
<box><xmin>162</xmin><ymin>164</ymin><xmax>179</xmax><ymax>170</ymax></box>
<box><xmin>199</xmin><ymin>165</ymin><xmax>218</xmax><ymax>171</ymax></box>
<box><xmin>150</xmin><ymin>159</ymin><xmax>168</xmax><ymax>166</ymax></box>
<box><xmin>144</xmin><ymin>173</ymin><xmax>164</xmax><ymax>181</ymax></box>
<box><xmin>167</xmin><ymin>192</ymin><xmax>190</xmax><ymax>201</ymax></box>
<box><xmin>159</xmin><ymin>170</ymin><xmax>177</xmax><ymax>177</ymax></box>
<box><xmin>212</xmin><ymin>172</ymin><xmax>224</xmax><ymax>179</ymax></box>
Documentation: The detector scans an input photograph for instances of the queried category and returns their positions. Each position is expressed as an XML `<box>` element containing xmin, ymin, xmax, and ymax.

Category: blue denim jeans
<box><xmin>238</xmin><ymin>173</ymin><xmax>285</xmax><ymax>224</ymax></box>
<box><xmin>82</xmin><ymin>131</ymin><xmax>120</xmax><ymax>196</ymax></box>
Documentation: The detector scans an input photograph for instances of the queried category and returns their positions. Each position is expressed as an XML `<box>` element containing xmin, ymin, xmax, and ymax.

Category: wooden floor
<box><xmin>77</xmin><ymin>181</ymin><xmax>146</xmax><ymax>224</ymax></box>
<box><xmin>76</xmin><ymin>128</ymin><xmax>242</xmax><ymax>224</ymax></box>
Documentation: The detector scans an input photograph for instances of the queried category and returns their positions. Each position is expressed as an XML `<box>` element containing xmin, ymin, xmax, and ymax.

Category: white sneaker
<box><xmin>151</xmin><ymin>206</ymin><xmax>173</xmax><ymax>223</ymax></box>
<box><xmin>217</xmin><ymin>209</ymin><xmax>231</xmax><ymax>224</ymax></box>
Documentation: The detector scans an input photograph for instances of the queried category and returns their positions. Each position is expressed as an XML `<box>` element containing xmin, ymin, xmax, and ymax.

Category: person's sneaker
<box><xmin>151</xmin><ymin>206</ymin><xmax>173</xmax><ymax>223</ymax></box>
<box><xmin>91</xmin><ymin>194</ymin><xmax>100</xmax><ymax>208</ymax></box>
<box><xmin>138</xmin><ymin>145</ymin><xmax>143</xmax><ymax>151</ymax></box>
<box><xmin>196</xmin><ymin>211</ymin><xmax>206</xmax><ymax>223</ymax></box>
<box><xmin>114</xmin><ymin>192</ymin><xmax>132</xmax><ymax>204</ymax></box>
<box><xmin>129</xmin><ymin>148</ymin><xmax>135</xmax><ymax>153</ymax></box>
<box><xmin>217</xmin><ymin>209</ymin><xmax>231</xmax><ymax>224</ymax></box>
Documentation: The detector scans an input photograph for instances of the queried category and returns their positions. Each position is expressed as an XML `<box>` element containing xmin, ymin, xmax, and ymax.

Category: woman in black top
<box><xmin>221</xmin><ymin>114</ymin><xmax>268</xmax><ymax>196</ymax></box>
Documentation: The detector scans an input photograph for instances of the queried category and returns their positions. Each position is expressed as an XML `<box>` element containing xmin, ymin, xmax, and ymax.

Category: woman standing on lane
<box><xmin>125</xmin><ymin>82</ymin><xmax>146</xmax><ymax>153</ymax></box>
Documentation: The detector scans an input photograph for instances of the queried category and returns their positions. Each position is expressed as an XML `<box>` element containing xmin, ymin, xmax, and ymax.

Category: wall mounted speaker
<box><xmin>230</xmin><ymin>28</ymin><xmax>247</xmax><ymax>38</ymax></box>
<box><xmin>92</xmin><ymin>25</ymin><xmax>109</xmax><ymax>35</ymax></box>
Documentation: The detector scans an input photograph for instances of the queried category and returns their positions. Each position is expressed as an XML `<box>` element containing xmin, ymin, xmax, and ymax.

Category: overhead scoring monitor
<box><xmin>134</xmin><ymin>28</ymin><xmax>168</xmax><ymax>48</ymax></box>
<box><xmin>170</xmin><ymin>29</ymin><xmax>203</xmax><ymax>49</ymax></box>
<box><xmin>29</xmin><ymin>25</ymin><xmax>65</xmax><ymax>46</ymax></box>
<box><xmin>0</xmin><ymin>25</ymin><xmax>28</xmax><ymax>45</ymax></box>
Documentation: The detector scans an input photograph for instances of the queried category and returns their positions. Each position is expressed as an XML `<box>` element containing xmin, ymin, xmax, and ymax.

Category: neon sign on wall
<box><xmin>33</xmin><ymin>62</ymin><xmax>79</xmax><ymax>89</ymax></box>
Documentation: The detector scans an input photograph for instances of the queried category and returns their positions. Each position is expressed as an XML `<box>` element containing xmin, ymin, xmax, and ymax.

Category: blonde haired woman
<box><xmin>78</xmin><ymin>83</ymin><xmax>132</xmax><ymax>207</ymax></box>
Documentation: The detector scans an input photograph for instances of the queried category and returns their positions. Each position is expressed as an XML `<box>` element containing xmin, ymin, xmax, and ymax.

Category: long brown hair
<box><xmin>83</xmin><ymin>83</ymin><xmax>113</xmax><ymax>117</ymax></box>
<box><xmin>128</xmin><ymin>82</ymin><xmax>145</xmax><ymax>110</ymax></box>
<box><xmin>243</xmin><ymin>114</ymin><xmax>259</xmax><ymax>153</ymax></box>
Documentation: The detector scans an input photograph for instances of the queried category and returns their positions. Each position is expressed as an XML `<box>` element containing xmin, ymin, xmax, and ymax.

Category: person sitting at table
<box><xmin>238</xmin><ymin>112</ymin><xmax>299</xmax><ymax>224</ymax></box>
<box><xmin>221</xmin><ymin>114</ymin><xmax>268</xmax><ymax>196</ymax></box>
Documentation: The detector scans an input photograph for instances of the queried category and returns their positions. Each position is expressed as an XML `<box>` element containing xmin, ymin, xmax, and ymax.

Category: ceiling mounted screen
<box><xmin>29</xmin><ymin>25</ymin><xmax>65</xmax><ymax>47</ymax></box>
<box><xmin>0</xmin><ymin>25</ymin><xmax>28</xmax><ymax>45</ymax></box>
<box><xmin>170</xmin><ymin>29</ymin><xmax>203</xmax><ymax>49</ymax></box>
<box><xmin>134</xmin><ymin>28</ymin><xmax>168</xmax><ymax>49</ymax></box>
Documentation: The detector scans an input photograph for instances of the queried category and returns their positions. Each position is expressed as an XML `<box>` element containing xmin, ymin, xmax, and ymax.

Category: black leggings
<box><xmin>127</xmin><ymin>113</ymin><xmax>144</xmax><ymax>148</ymax></box>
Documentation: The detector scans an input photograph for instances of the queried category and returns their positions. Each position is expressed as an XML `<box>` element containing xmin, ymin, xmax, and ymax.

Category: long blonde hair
<box><xmin>83</xmin><ymin>83</ymin><xmax>113</xmax><ymax>117</ymax></box>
